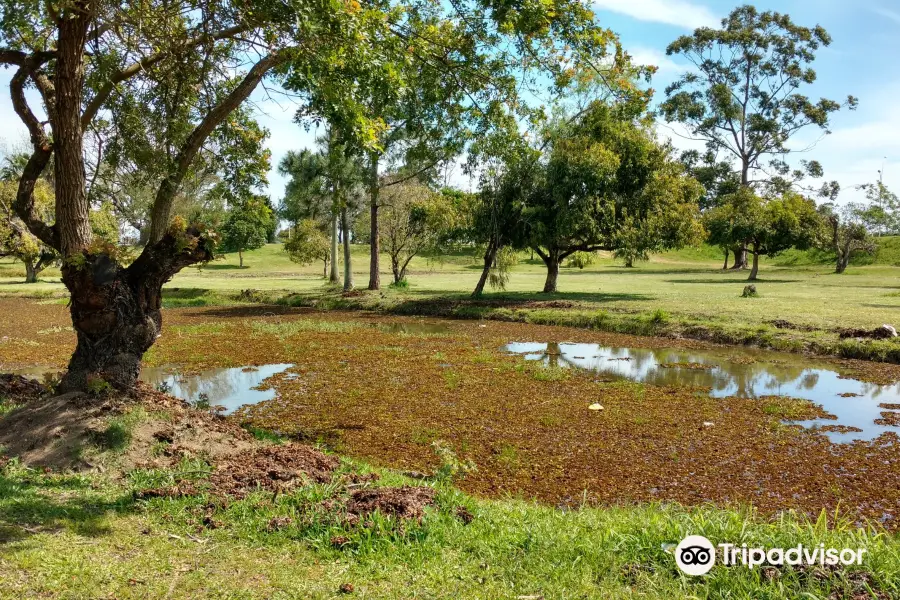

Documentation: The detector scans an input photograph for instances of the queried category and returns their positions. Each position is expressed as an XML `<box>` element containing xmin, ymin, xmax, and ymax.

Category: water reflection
<box><xmin>505</xmin><ymin>342</ymin><xmax>900</xmax><ymax>443</ymax></box>
<box><xmin>141</xmin><ymin>364</ymin><xmax>293</xmax><ymax>414</ymax></box>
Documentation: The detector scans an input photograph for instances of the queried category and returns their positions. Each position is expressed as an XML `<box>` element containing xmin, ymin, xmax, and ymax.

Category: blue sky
<box><xmin>2</xmin><ymin>0</ymin><xmax>898</xmax><ymax>205</ymax></box>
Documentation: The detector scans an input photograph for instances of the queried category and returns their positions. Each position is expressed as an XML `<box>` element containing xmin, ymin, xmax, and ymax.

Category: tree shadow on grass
<box><xmin>162</xmin><ymin>288</ymin><xmax>212</xmax><ymax>299</ymax></box>
<box><xmin>662</xmin><ymin>278</ymin><xmax>803</xmax><ymax>284</ymax></box>
<box><xmin>392</xmin><ymin>290</ymin><xmax>654</xmax><ymax>310</ymax></box>
<box><xmin>0</xmin><ymin>469</ymin><xmax>135</xmax><ymax>543</ymax></box>
<box><xmin>199</xmin><ymin>264</ymin><xmax>249</xmax><ymax>270</ymax></box>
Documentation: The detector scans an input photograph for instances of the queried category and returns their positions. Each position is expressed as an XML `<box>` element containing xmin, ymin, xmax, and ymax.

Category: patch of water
<box><xmin>505</xmin><ymin>342</ymin><xmax>900</xmax><ymax>443</ymax></box>
<box><xmin>141</xmin><ymin>364</ymin><xmax>293</xmax><ymax>414</ymax></box>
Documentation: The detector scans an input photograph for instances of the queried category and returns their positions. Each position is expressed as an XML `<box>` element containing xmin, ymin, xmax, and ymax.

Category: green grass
<box><xmin>1</xmin><ymin>450</ymin><xmax>898</xmax><ymax>599</ymax></box>
<box><xmin>3</xmin><ymin>241</ymin><xmax>900</xmax><ymax>361</ymax></box>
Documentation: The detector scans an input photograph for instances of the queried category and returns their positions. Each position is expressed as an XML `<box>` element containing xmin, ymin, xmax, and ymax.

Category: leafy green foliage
<box><xmin>522</xmin><ymin>101</ymin><xmax>704</xmax><ymax>288</ymax></box>
<box><xmin>660</xmin><ymin>5</ymin><xmax>856</xmax><ymax>192</ymax></box>
<box><xmin>220</xmin><ymin>197</ymin><xmax>275</xmax><ymax>266</ymax></box>
<box><xmin>283</xmin><ymin>219</ymin><xmax>331</xmax><ymax>277</ymax></box>
<box><xmin>705</xmin><ymin>187</ymin><xmax>821</xmax><ymax>278</ymax></box>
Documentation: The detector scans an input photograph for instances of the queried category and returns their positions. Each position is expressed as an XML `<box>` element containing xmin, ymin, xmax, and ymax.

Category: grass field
<box><xmin>3</xmin><ymin>241</ymin><xmax>900</xmax><ymax>362</ymax></box>
<box><xmin>2</xmin><ymin>242</ymin><xmax>900</xmax><ymax>598</ymax></box>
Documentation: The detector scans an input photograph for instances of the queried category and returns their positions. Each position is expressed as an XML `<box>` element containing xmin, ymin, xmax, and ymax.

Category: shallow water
<box><xmin>141</xmin><ymin>364</ymin><xmax>293</xmax><ymax>414</ymax></box>
<box><xmin>505</xmin><ymin>342</ymin><xmax>900</xmax><ymax>443</ymax></box>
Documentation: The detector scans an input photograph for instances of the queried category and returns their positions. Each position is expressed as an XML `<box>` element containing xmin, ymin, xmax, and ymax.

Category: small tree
<box><xmin>525</xmin><ymin>101</ymin><xmax>704</xmax><ymax>293</ymax></box>
<box><xmin>817</xmin><ymin>203</ymin><xmax>876</xmax><ymax>274</ymax></box>
<box><xmin>284</xmin><ymin>219</ymin><xmax>331</xmax><ymax>278</ymax></box>
<box><xmin>856</xmin><ymin>179</ymin><xmax>899</xmax><ymax>236</ymax></box>
<box><xmin>220</xmin><ymin>197</ymin><xmax>274</xmax><ymax>268</ymax></box>
<box><xmin>380</xmin><ymin>181</ymin><xmax>451</xmax><ymax>285</ymax></box>
<box><xmin>0</xmin><ymin>179</ymin><xmax>58</xmax><ymax>282</ymax></box>
<box><xmin>706</xmin><ymin>188</ymin><xmax>820</xmax><ymax>280</ymax></box>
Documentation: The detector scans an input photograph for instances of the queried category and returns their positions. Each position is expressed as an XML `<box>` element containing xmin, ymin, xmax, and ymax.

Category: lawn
<box><xmin>2</xmin><ymin>242</ymin><xmax>899</xmax><ymax>330</ymax></box>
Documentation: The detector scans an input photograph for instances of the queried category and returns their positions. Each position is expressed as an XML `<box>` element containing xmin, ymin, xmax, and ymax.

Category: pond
<box><xmin>141</xmin><ymin>363</ymin><xmax>293</xmax><ymax>415</ymax></box>
<box><xmin>505</xmin><ymin>342</ymin><xmax>900</xmax><ymax>443</ymax></box>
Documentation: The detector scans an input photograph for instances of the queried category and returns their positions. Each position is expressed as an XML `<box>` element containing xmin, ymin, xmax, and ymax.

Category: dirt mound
<box><xmin>347</xmin><ymin>485</ymin><xmax>436</xmax><ymax>520</ymax></box>
<box><xmin>0</xmin><ymin>374</ymin><xmax>49</xmax><ymax>403</ymax></box>
<box><xmin>0</xmin><ymin>381</ymin><xmax>258</xmax><ymax>472</ymax></box>
<box><xmin>208</xmin><ymin>444</ymin><xmax>340</xmax><ymax>498</ymax></box>
<box><xmin>0</xmin><ymin>391</ymin><xmax>126</xmax><ymax>469</ymax></box>
<box><xmin>838</xmin><ymin>325</ymin><xmax>898</xmax><ymax>340</ymax></box>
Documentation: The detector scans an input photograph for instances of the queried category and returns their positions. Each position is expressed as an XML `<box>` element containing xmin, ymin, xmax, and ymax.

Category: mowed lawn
<box><xmin>2</xmin><ymin>241</ymin><xmax>899</xmax><ymax>330</ymax></box>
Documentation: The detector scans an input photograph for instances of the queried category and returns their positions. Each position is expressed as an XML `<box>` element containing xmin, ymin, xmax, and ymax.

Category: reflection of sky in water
<box><xmin>141</xmin><ymin>364</ymin><xmax>293</xmax><ymax>414</ymax></box>
<box><xmin>505</xmin><ymin>342</ymin><xmax>900</xmax><ymax>444</ymax></box>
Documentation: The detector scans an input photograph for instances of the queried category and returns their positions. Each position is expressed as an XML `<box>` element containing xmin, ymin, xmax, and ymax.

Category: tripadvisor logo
<box><xmin>675</xmin><ymin>535</ymin><xmax>716</xmax><ymax>575</ymax></box>
<box><xmin>673</xmin><ymin>535</ymin><xmax>867</xmax><ymax>576</ymax></box>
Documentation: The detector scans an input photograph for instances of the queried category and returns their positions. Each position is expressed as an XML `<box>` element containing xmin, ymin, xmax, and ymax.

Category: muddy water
<box><xmin>505</xmin><ymin>342</ymin><xmax>900</xmax><ymax>443</ymax></box>
<box><xmin>141</xmin><ymin>364</ymin><xmax>293</xmax><ymax>414</ymax></box>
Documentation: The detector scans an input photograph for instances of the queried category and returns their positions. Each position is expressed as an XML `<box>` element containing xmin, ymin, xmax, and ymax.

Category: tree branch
<box><xmin>81</xmin><ymin>24</ymin><xmax>250</xmax><ymax>127</ymax></box>
<box><xmin>145</xmin><ymin>49</ymin><xmax>290</xmax><ymax>244</ymax></box>
<box><xmin>8</xmin><ymin>61</ymin><xmax>58</xmax><ymax>249</ymax></box>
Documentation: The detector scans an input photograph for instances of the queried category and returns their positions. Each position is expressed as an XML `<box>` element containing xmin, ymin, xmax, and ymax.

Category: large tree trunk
<box><xmin>472</xmin><ymin>241</ymin><xmax>498</xmax><ymax>297</ymax></box>
<box><xmin>59</xmin><ymin>227</ymin><xmax>214</xmax><ymax>392</ymax></box>
<box><xmin>722</xmin><ymin>247</ymin><xmax>729</xmax><ymax>270</ymax></box>
<box><xmin>730</xmin><ymin>245</ymin><xmax>748</xmax><ymax>270</ymax></box>
<box><xmin>541</xmin><ymin>250</ymin><xmax>561</xmax><ymax>293</ymax></box>
<box><xmin>747</xmin><ymin>244</ymin><xmax>760</xmax><ymax>281</ymax></box>
<box><xmin>836</xmin><ymin>243</ymin><xmax>851</xmax><ymax>274</ymax></box>
<box><xmin>24</xmin><ymin>260</ymin><xmax>37</xmax><ymax>283</ymax></box>
<box><xmin>341</xmin><ymin>207</ymin><xmax>353</xmax><ymax>291</ymax></box>
<box><xmin>624</xmin><ymin>256</ymin><xmax>634</xmax><ymax>268</ymax></box>
<box><xmin>329</xmin><ymin>213</ymin><xmax>339</xmax><ymax>283</ymax></box>
<box><xmin>367</xmin><ymin>152</ymin><xmax>380</xmax><ymax>290</ymax></box>
<box><xmin>53</xmin><ymin>6</ymin><xmax>93</xmax><ymax>256</ymax></box>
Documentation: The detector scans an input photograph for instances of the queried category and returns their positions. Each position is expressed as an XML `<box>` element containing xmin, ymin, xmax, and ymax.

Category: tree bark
<box><xmin>238</xmin><ymin>249</ymin><xmax>243</xmax><ymax>268</ymax></box>
<box><xmin>329</xmin><ymin>213</ymin><xmax>339</xmax><ymax>283</ymax></box>
<box><xmin>730</xmin><ymin>245</ymin><xmax>748</xmax><ymax>270</ymax></box>
<box><xmin>58</xmin><ymin>226</ymin><xmax>214</xmax><ymax>392</ymax></box>
<box><xmin>624</xmin><ymin>256</ymin><xmax>634</xmax><ymax>268</ymax></box>
<box><xmin>341</xmin><ymin>206</ymin><xmax>353</xmax><ymax>291</ymax></box>
<box><xmin>390</xmin><ymin>252</ymin><xmax>401</xmax><ymax>284</ymax></box>
<box><xmin>747</xmin><ymin>244</ymin><xmax>760</xmax><ymax>281</ymax></box>
<box><xmin>540</xmin><ymin>249</ymin><xmax>561</xmax><ymax>293</ymax></box>
<box><xmin>53</xmin><ymin>6</ymin><xmax>93</xmax><ymax>255</ymax></box>
<box><xmin>472</xmin><ymin>241</ymin><xmax>498</xmax><ymax>297</ymax></box>
<box><xmin>722</xmin><ymin>247</ymin><xmax>729</xmax><ymax>270</ymax></box>
<box><xmin>367</xmin><ymin>151</ymin><xmax>380</xmax><ymax>290</ymax></box>
<box><xmin>24</xmin><ymin>260</ymin><xmax>37</xmax><ymax>283</ymax></box>
<box><xmin>836</xmin><ymin>243</ymin><xmax>850</xmax><ymax>274</ymax></box>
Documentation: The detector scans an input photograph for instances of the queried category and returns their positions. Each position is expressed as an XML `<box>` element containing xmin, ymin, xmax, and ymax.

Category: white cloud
<box><xmin>628</xmin><ymin>47</ymin><xmax>687</xmax><ymax>78</ymax></box>
<box><xmin>592</xmin><ymin>0</ymin><xmax>718</xmax><ymax>30</ymax></box>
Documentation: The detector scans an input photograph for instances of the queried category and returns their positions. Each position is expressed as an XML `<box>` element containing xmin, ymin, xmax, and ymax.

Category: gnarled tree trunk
<box><xmin>24</xmin><ymin>260</ymin><xmax>37</xmax><ymax>283</ymax></box>
<box><xmin>730</xmin><ymin>245</ymin><xmax>748</xmax><ymax>270</ymax></box>
<box><xmin>59</xmin><ymin>226</ymin><xmax>214</xmax><ymax>392</ymax></box>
